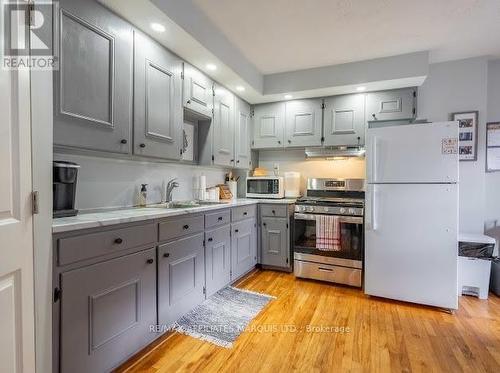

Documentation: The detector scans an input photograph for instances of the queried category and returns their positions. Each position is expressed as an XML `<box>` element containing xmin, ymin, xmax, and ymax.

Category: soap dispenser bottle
<box><xmin>138</xmin><ymin>184</ymin><xmax>148</xmax><ymax>207</ymax></box>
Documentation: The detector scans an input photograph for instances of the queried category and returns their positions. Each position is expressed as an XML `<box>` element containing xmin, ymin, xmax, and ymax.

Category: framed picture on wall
<box><xmin>451</xmin><ymin>111</ymin><xmax>478</xmax><ymax>161</ymax></box>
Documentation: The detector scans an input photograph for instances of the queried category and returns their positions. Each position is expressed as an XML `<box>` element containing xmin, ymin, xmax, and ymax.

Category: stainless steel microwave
<box><xmin>246</xmin><ymin>176</ymin><xmax>284</xmax><ymax>199</ymax></box>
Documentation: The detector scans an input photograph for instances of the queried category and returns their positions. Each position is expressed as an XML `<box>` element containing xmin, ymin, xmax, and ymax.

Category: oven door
<box><xmin>293</xmin><ymin>213</ymin><xmax>363</xmax><ymax>263</ymax></box>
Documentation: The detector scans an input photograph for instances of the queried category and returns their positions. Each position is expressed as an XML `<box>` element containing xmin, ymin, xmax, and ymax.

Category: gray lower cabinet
<box><xmin>323</xmin><ymin>93</ymin><xmax>366</xmax><ymax>146</ymax></box>
<box><xmin>183</xmin><ymin>63</ymin><xmax>213</xmax><ymax>119</ymax></box>
<box><xmin>213</xmin><ymin>84</ymin><xmax>235</xmax><ymax>167</ymax></box>
<box><xmin>157</xmin><ymin>233</ymin><xmax>205</xmax><ymax>327</ymax></box>
<box><xmin>366</xmin><ymin>88</ymin><xmax>416</xmax><ymax>122</ymax></box>
<box><xmin>234</xmin><ymin>97</ymin><xmax>252</xmax><ymax>169</ymax></box>
<box><xmin>285</xmin><ymin>99</ymin><xmax>323</xmax><ymax>147</ymax></box>
<box><xmin>205</xmin><ymin>225</ymin><xmax>231</xmax><ymax>296</ymax></box>
<box><xmin>54</xmin><ymin>0</ymin><xmax>133</xmax><ymax>153</ymax></box>
<box><xmin>59</xmin><ymin>248</ymin><xmax>157</xmax><ymax>373</ymax></box>
<box><xmin>261</xmin><ymin>217</ymin><xmax>290</xmax><ymax>269</ymax></box>
<box><xmin>252</xmin><ymin>102</ymin><xmax>286</xmax><ymax>149</ymax></box>
<box><xmin>134</xmin><ymin>31</ymin><xmax>183</xmax><ymax>160</ymax></box>
<box><xmin>231</xmin><ymin>219</ymin><xmax>257</xmax><ymax>280</ymax></box>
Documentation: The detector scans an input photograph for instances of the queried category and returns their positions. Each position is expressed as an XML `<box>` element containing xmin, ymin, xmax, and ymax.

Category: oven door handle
<box><xmin>294</xmin><ymin>213</ymin><xmax>363</xmax><ymax>225</ymax></box>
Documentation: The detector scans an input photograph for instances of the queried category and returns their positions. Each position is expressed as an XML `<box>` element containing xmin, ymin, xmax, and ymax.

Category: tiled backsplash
<box><xmin>55</xmin><ymin>153</ymin><xmax>227</xmax><ymax>212</ymax></box>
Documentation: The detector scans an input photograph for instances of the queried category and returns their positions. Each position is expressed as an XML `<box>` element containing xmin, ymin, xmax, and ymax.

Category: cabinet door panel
<box><xmin>158</xmin><ymin>233</ymin><xmax>205</xmax><ymax>327</ymax></box>
<box><xmin>183</xmin><ymin>63</ymin><xmax>213</xmax><ymax>118</ymax></box>
<box><xmin>231</xmin><ymin>219</ymin><xmax>257</xmax><ymax>279</ymax></box>
<box><xmin>285</xmin><ymin>99</ymin><xmax>323</xmax><ymax>147</ymax></box>
<box><xmin>134</xmin><ymin>31</ymin><xmax>182</xmax><ymax>160</ymax></box>
<box><xmin>324</xmin><ymin>94</ymin><xmax>365</xmax><ymax>146</ymax></box>
<box><xmin>261</xmin><ymin>217</ymin><xmax>289</xmax><ymax>268</ymax></box>
<box><xmin>213</xmin><ymin>85</ymin><xmax>235</xmax><ymax>166</ymax></box>
<box><xmin>235</xmin><ymin>97</ymin><xmax>251</xmax><ymax>169</ymax></box>
<box><xmin>366</xmin><ymin>88</ymin><xmax>416</xmax><ymax>122</ymax></box>
<box><xmin>54</xmin><ymin>1</ymin><xmax>133</xmax><ymax>153</ymax></box>
<box><xmin>205</xmin><ymin>225</ymin><xmax>231</xmax><ymax>296</ymax></box>
<box><xmin>252</xmin><ymin>102</ymin><xmax>285</xmax><ymax>149</ymax></box>
<box><xmin>60</xmin><ymin>248</ymin><xmax>156</xmax><ymax>373</ymax></box>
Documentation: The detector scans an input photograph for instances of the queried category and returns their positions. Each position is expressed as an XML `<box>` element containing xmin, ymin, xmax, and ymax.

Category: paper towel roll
<box><xmin>199</xmin><ymin>175</ymin><xmax>207</xmax><ymax>191</ymax></box>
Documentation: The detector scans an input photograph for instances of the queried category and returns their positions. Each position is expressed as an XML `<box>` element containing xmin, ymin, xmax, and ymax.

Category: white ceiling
<box><xmin>194</xmin><ymin>0</ymin><xmax>500</xmax><ymax>74</ymax></box>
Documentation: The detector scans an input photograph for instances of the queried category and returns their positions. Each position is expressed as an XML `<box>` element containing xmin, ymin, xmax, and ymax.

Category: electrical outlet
<box><xmin>273</xmin><ymin>163</ymin><xmax>279</xmax><ymax>176</ymax></box>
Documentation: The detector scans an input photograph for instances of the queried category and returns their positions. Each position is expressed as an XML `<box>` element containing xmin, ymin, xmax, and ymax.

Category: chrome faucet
<box><xmin>165</xmin><ymin>178</ymin><xmax>179</xmax><ymax>203</ymax></box>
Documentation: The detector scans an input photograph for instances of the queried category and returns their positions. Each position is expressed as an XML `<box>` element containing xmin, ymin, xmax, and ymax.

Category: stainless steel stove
<box><xmin>294</xmin><ymin>178</ymin><xmax>365</xmax><ymax>287</ymax></box>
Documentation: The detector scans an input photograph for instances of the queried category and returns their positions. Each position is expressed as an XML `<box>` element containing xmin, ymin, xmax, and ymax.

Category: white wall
<box><xmin>485</xmin><ymin>60</ymin><xmax>500</xmax><ymax>226</ymax></box>
<box><xmin>55</xmin><ymin>153</ymin><xmax>227</xmax><ymax>212</ymax></box>
<box><xmin>418</xmin><ymin>57</ymin><xmax>489</xmax><ymax>234</ymax></box>
<box><xmin>258</xmin><ymin>149</ymin><xmax>365</xmax><ymax>195</ymax></box>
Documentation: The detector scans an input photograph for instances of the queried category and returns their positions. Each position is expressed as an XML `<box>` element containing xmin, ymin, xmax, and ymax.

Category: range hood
<box><xmin>305</xmin><ymin>146</ymin><xmax>365</xmax><ymax>160</ymax></box>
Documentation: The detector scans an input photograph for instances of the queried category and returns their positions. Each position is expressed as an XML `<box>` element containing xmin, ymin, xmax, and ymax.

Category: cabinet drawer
<box><xmin>57</xmin><ymin>223</ymin><xmax>157</xmax><ymax>266</ymax></box>
<box><xmin>205</xmin><ymin>209</ymin><xmax>230</xmax><ymax>229</ymax></box>
<box><xmin>159</xmin><ymin>214</ymin><xmax>204</xmax><ymax>242</ymax></box>
<box><xmin>294</xmin><ymin>260</ymin><xmax>362</xmax><ymax>287</ymax></box>
<box><xmin>260</xmin><ymin>204</ymin><xmax>288</xmax><ymax>218</ymax></box>
<box><xmin>231</xmin><ymin>205</ymin><xmax>256</xmax><ymax>222</ymax></box>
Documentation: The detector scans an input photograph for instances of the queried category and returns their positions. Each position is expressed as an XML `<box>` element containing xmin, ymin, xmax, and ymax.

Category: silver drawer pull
<box><xmin>318</xmin><ymin>267</ymin><xmax>333</xmax><ymax>272</ymax></box>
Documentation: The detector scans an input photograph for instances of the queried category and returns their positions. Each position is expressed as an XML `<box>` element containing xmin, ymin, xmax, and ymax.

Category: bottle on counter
<box><xmin>138</xmin><ymin>184</ymin><xmax>148</xmax><ymax>207</ymax></box>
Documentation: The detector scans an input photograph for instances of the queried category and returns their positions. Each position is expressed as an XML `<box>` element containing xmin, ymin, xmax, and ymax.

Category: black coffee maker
<box><xmin>53</xmin><ymin>161</ymin><xmax>80</xmax><ymax>218</ymax></box>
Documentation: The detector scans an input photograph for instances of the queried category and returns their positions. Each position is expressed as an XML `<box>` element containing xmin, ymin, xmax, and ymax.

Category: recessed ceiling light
<box><xmin>356</xmin><ymin>86</ymin><xmax>366</xmax><ymax>91</ymax></box>
<box><xmin>150</xmin><ymin>23</ymin><xmax>166</xmax><ymax>33</ymax></box>
<box><xmin>284</xmin><ymin>94</ymin><xmax>293</xmax><ymax>99</ymax></box>
<box><xmin>236</xmin><ymin>86</ymin><xmax>245</xmax><ymax>92</ymax></box>
<box><xmin>206</xmin><ymin>63</ymin><xmax>217</xmax><ymax>71</ymax></box>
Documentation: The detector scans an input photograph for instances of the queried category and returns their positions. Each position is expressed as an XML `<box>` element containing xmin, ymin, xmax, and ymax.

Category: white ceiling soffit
<box><xmin>99</xmin><ymin>0</ymin><xmax>429</xmax><ymax>104</ymax></box>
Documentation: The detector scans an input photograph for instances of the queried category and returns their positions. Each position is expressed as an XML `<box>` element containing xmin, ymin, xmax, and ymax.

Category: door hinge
<box><xmin>53</xmin><ymin>287</ymin><xmax>61</xmax><ymax>303</ymax></box>
<box><xmin>32</xmin><ymin>191</ymin><xmax>39</xmax><ymax>214</ymax></box>
<box><xmin>413</xmin><ymin>90</ymin><xmax>417</xmax><ymax>97</ymax></box>
<box><xmin>286</xmin><ymin>223</ymin><xmax>289</xmax><ymax>229</ymax></box>
<box><xmin>321</xmin><ymin>103</ymin><xmax>325</xmax><ymax>109</ymax></box>
<box><xmin>412</xmin><ymin>107</ymin><xmax>416</xmax><ymax>115</ymax></box>
<box><xmin>230</xmin><ymin>270</ymin><xmax>233</xmax><ymax>277</ymax></box>
<box><xmin>203</xmin><ymin>286</ymin><xmax>206</xmax><ymax>295</ymax></box>
<box><xmin>181</xmin><ymin>71</ymin><xmax>184</xmax><ymax>80</ymax></box>
<box><xmin>203</xmin><ymin>239</ymin><xmax>205</xmax><ymax>247</ymax></box>
<box><xmin>211</xmin><ymin>108</ymin><xmax>214</xmax><ymax>116</ymax></box>
<box><xmin>320</xmin><ymin>136</ymin><xmax>325</xmax><ymax>142</ymax></box>
<box><xmin>211</xmin><ymin>155</ymin><xmax>215</xmax><ymax>161</ymax></box>
<box><xmin>251</xmin><ymin>140</ymin><xmax>255</xmax><ymax>146</ymax></box>
<box><xmin>286</xmin><ymin>258</ymin><xmax>289</xmax><ymax>264</ymax></box>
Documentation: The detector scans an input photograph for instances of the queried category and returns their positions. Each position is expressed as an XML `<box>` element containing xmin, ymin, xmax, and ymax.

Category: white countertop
<box><xmin>52</xmin><ymin>198</ymin><xmax>296</xmax><ymax>234</ymax></box>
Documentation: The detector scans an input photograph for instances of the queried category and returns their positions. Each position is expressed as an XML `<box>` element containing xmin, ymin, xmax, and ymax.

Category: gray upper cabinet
<box><xmin>261</xmin><ymin>217</ymin><xmax>289</xmax><ymax>268</ymax></box>
<box><xmin>54</xmin><ymin>0</ymin><xmax>133</xmax><ymax>153</ymax></box>
<box><xmin>234</xmin><ymin>97</ymin><xmax>252</xmax><ymax>169</ymax></box>
<box><xmin>183</xmin><ymin>63</ymin><xmax>213</xmax><ymax>119</ymax></box>
<box><xmin>212</xmin><ymin>84</ymin><xmax>235</xmax><ymax>167</ymax></box>
<box><xmin>285</xmin><ymin>99</ymin><xmax>323</xmax><ymax>147</ymax></box>
<box><xmin>158</xmin><ymin>233</ymin><xmax>205</xmax><ymax>327</ymax></box>
<box><xmin>231</xmin><ymin>219</ymin><xmax>257</xmax><ymax>280</ymax></box>
<box><xmin>59</xmin><ymin>248</ymin><xmax>157</xmax><ymax>373</ymax></box>
<box><xmin>205</xmin><ymin>225</ymin><xmax>231</xmax><ymax>296</ymax></box>
<box><xmin>134</xmin><ymin>31</ymin><xmax>183</xmax><ymax>160</ymax></box>
<box><xmin>252</xmin><ymin>102</ymin><xmax>285</xmax><ymax>149</ymax></box>
<box><xmin>323</xmin><ymin>94</ymin><xmax>366</xmax><ymax>146</ymax></box>
<box><xmin>366</xmin><ymin>88</ymin><xmax>417</xmax><ymax>122</ymax></box>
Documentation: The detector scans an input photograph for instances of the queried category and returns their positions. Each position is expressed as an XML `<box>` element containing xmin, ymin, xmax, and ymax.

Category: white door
<box><xmin>365</xmin><ymin>183</ymin><xmax>458</xmax><ymax>309</ymax></box>
<box><xmin>366</xmin><ymin>121</ymin><xmax>459</xmax><ymax>183</ymax></box>
<box><xmin>0</xmin><ymin>2</ymin><xmax>36</xmax><ymax>372</ymax></box>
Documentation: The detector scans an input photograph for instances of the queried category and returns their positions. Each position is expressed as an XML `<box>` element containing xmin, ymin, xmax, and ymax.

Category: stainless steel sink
<box><xmin>144</xmin><ymin>200</ymin><xmax>226</xmax><ymax>209</ymax></box>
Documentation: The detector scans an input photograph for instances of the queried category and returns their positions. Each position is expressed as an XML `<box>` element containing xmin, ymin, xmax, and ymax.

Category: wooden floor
<box><xmin>116</xmin><ymin>269</ymin><xmax>500</xmax><ymax>373</ymax></box>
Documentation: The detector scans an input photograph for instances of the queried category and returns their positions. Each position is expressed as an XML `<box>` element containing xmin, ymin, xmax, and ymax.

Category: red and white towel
<box><xmin>316</xmin><ymin>215</ymin><xmax>341</xmax><ymax>251</ymax></box>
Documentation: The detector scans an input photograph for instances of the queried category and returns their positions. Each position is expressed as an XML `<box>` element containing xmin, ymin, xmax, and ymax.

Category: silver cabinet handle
<box><xmin>318</xmin><ymin>267</ymin><xmax>333</xmax><ymax>272</ymax></box>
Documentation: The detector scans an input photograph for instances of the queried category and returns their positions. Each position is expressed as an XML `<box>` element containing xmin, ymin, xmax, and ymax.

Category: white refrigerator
<box><xmin>365</xmin><ymin>121</ymin><xmax>459</xmax><ymax>309</ymax></box>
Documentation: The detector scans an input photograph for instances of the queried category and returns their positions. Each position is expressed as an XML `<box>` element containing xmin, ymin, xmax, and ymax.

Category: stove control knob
<box><xmin>323</xmin><ymin>207</ymin><xmax>329</xmax><ymax>212</ymax></box>
<box><xmin>307</xmin><ymin>206</ymin><xmax>314</xmax><ymax>213</ymax></box>
<box><xmin>340</xmin><ymin>208</ymin><xmax>346</xmax><ymax>214</ymax></box>
<box><xmin>348</xmin><ymin>208</ymin><xmax>355</xmax><ymax>214</ymax></box>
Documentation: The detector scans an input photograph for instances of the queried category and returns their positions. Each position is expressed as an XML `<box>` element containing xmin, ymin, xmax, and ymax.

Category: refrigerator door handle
<box><xmin>372</xmin><ymin>185</ymin><xmax>378</xmax><ymax>231</ymax></box>
<box><xmin>371</xmin><ymin>136</ymin><xmax>379</xmax><ymax>183</ymax></box>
